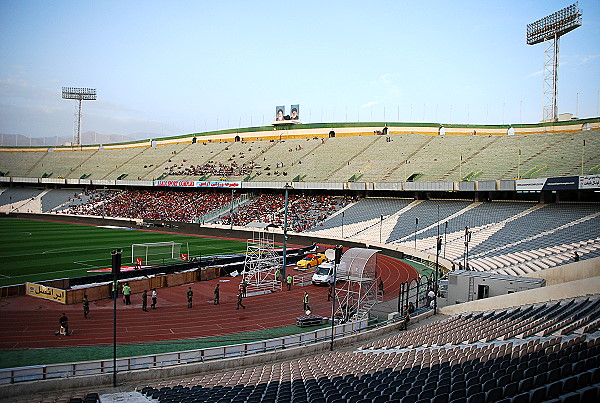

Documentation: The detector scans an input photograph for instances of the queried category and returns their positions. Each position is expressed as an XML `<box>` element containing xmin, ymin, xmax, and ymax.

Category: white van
<box><xmin>311</xmin><ymin>261</ymin><xmax>346</xmax><ymax>286</ymax></box>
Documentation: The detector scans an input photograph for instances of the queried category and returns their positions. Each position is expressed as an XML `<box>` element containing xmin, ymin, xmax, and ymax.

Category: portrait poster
<box><xmin>275</xmin><ymin>106</ymin><xmax>285</xmax><ymax>121</ymax></box>
<box><xmin>290</xmin><ymin>104</ymin><xmax>300</xmax><ymax>120</ymax></box>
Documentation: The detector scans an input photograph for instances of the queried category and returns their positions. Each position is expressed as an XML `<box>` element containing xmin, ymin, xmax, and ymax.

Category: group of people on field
<box><xmin>62</xmin><ymin>271</ymin><xmax>324</xmax><ymax>336</ymax></box>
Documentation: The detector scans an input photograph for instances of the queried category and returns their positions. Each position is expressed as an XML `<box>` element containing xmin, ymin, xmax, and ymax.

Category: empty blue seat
<box><xmin>559</xmin><ymin>391</ymin><xmax>580</xmax><ymax>403</ymax></box>
<box><xmin>503</xmin><ymin>382</ymin><xmax>518</xmax><ymax>398</ymax></box>
<box><xmin>519</xmin><ymin>377</ymin><xmax>533</xmax><ymax>392</ymax></box>
<box><xmin>449</xmin><ymin>389</ymin><xmax>466</xmax><ymax>401</ymax></box>
<box><xmin>533</xmin><ymin>373</ymin><xmax>547</xmax><ymax>388</ymax></box>
<box><xmin>485</xmin><ymin>387</ymin><xmax>503</xmax><ymax>403</ymax></box>
<box><xmin>545</xmin><ymin>381</ymin><xmax>563</xmax><ymax>399</ymax></box>
<box><xmin>431</xmin><ymin>394</ymin><xmax>449</xmax><ymax>403</ymax></box>
<box><xmin>530</xmin><ymin>386</ymin><xmax>547</xmax><ymax>403</ymax></box>
<box><xmin>511</xmin><ymin>392</ymin><xmax>530</xmax><ymax>403</ymax></box>
<box><xmin>466</xmin><ymin>392</ymin><xmax>485</xmax><ymax>403</ymax></box>
<box><xmin>580</xmin><ymin>385</ymin><xmax>599</xmax><ymax>402</ymax></box>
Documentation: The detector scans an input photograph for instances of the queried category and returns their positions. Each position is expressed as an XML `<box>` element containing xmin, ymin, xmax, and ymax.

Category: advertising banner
<box><xmin>516</xmin><ymin>176</ymin><xmax>593</xmax><ymax>191</ymax></box>
<box><xmin>154</xmin><ymin>180</ymin><xmax>241</xmax><ymax>188</ymax></box>
<box><xmin>542</xmin><ymin>176</ymin><xmax>579</xmax><ymax>190</ymax></box>
<box><xmin>26</xmin><ymin>282</ymin><xmax>66</xmax><ymax>304</ymax></box>
<box><xmin>579</xmin><ymin>174</ymin><xmax>600</xmax><ymax>189</ymax></box>
<box><xmin>515</xmin><ymin>178</ymin><xmax>546</xmax><ymax>191</ymax></box>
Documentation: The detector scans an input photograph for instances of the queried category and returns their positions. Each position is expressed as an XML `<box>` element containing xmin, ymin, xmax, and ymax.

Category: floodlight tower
<box><xmin>527</xmin><ymin>3</ymin><xmax>582</xmax><ymax>122</ymax></box>
<box><xmin>62</xmin><ymin>87</ymin><xmax>97</xmax><ymax>146</ymax></box>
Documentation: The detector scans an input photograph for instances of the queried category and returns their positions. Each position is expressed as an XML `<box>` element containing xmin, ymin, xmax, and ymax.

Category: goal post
<box><xmin>131</xmin><ymin>241</ymin><xmax>184</xmax><ymax>265</ymax></box>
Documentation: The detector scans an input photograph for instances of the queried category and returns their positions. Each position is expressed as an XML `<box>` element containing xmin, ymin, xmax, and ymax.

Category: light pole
<box><xmin>330</xmin><ymin>245</ymin><xmax>342</xmax><ymax>351</ymax></box>
<box><xmin>414</xmin><ymin>218</ymin><xmax>419</xmax><ymax>250</ymax></box>
<box><xmin>111</xmin><ymin>249</ymin><xmax>122</xmax><ymax>388</ymax></box>
<box><xmin>435</xmin><ymin>236</ymin><xmax>442</xmax><ymax>314</ymax></box>
<box><xmin>281</xmin><ymin>184</ymin><xmax>293</xmax><ymax>280</ymax></box>
<box><xmin>229</xmin><ymin>189</ymin><xmax>234</xmax><ymax>230</ymax></box>
<box><xmin>582</xmin><ymin>139</ymin><xmax>585</xmax><ymax>175</ymax></box>
<box><xmin>443</xmin><ymin>221</ymin><xmax>448</xmax><ymax>259</ymax></box>
<box><xmin>464</xmin><ymin>226</ymin><xmax>472</xmax><ymax>270</ymax></box>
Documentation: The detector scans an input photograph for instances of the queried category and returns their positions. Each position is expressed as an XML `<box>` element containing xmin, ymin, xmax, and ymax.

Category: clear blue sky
<box><xmin>0</xmin><ymin>0</ymin><xmax>598</xmax><ymax>140</ymax></box>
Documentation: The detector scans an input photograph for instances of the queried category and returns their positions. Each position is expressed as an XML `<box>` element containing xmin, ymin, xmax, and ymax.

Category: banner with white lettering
<box><xmin>542</xmin><ymin>176</ymin><xmax>579</xmax><ymax>190</ymax></box>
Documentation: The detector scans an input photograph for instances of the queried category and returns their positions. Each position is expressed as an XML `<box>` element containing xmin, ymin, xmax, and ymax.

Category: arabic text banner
<box><xmin>26</xmin><ymin>282</ymin><xmax>66</xmax><ymax>304</ymax></box>
<box><xmin>579</xmin><ymin>174</ymin><xmax>600</xmax><ymax>189</ymax></box>
<box><xmin>154</xmin><ymin>180</ymin><xmax>241</xmax><ymax>188</ymax></box>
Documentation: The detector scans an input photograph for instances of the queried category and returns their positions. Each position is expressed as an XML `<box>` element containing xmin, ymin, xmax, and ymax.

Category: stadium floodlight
<box><xmin>527</xmin><ymin>3</ymin><xmax>582</xmax><ymax>122</ymax></box>
<box><xmin>62</xmin><ymin>87</ymin><xmax>97</xmax><ymax>147</ymax></box>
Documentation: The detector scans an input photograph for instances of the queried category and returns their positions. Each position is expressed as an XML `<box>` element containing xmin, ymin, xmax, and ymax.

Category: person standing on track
<box><xmin>275</xmin><ymin>268</ymin><xmax>281</xmax><ymax>283</ymax></box>
<box><xmin>187</xmin><ymin>286</ymin><xmax>193</xmax><ymax>308</ymax></box>
<box><xmin>286</xmin><ymin>274</ymin><xmax>293</xmax><ymax>291</ymax></box>
<box><xmin>151</xmin><ymin>288</ymin><xmax>157</xmax><ymax>309</ymax></box>
<box><xmin>303</xmin><ymin>291</ymin><xmax>310</xmax><ymax>312</ymax></box>
<box><xmin>82</xmin><ymin>295</ymin><xmax>89</xmax><ymax>319</ymax></box>
<box><xmin>241</xmin><ymin>279</ymin><xmax>248</xmax><ymax>298</ymax></box>
<box><xmin>214</xmin><ymin>283</ymin><xmax>220</xmax><ymax>305</ymax></box>
<box><xmin>142</xmin><ymin>290</ymin><xmax>148</xmax><ymax>312</ymax></box>
<box><xmin>236</xmin><ymin>289</ymin><xmax>245</xmax><ymax>310</ymax></box>
<box><xmin>123</xmin><ymin>283</ymin><xmax>131</xmax><ymax>305</ymax></box>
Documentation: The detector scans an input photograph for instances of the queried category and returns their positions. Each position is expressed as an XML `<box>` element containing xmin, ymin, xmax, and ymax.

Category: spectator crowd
<box><xmin>221</xmin><ymin>194</ymin><xmax>353</xmax><ymax>232</ymax></box>
<box><xmin>164</xmin><ymin>159</ymin><xmax>257</xmax><ymax>178</ymax></box>
<box><xmin>61</xmin><ymin>190</ymin><xmax>235</xmax><ymax>223</ymax></box>
<box><xmin>61</xmin><ymin>190</ymin><xmax>354</xmax><ymax>232</ymax></box>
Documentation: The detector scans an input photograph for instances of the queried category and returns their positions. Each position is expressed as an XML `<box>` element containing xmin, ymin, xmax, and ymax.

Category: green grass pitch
<box><xmin>0</xmin><ymin>218</ymin><xmax>248</xmax><ymax>287</ymax></box>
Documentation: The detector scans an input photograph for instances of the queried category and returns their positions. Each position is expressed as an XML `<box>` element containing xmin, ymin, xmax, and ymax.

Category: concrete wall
<box><xmin>439</xmin><ymin>276</ymin><xmax>600</xmax><ymax>316</ymax></box>
<box><xmin>446</xmin><ymin>272</ymin><xmax>544</xmax><ymax>305</ymax></box>
<box><xmin>524</xmin><ymin>257</ymin><xmax>600</xmax><ymax>285</ymax></box>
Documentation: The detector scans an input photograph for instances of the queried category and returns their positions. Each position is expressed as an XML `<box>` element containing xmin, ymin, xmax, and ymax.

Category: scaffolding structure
<box><xmin>334</xmin><ymin>248</ymin><xmax>380</xmax><ymax>323</ymax></box>
<box><xmin>242</xmin><ymin>226</ymin><xmax>282</xmax><ymax>293</ymax></box>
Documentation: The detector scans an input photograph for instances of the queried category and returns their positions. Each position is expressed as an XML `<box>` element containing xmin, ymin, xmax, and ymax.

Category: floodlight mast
<box><xmin>62</xmin><ymin>87</ymin><xmax>97</xmax><ymax>147</ymax></box>
<box><xmin>527</xmin><ymin>3</ymin><xmax>582</xmax><ymax>122</ymax></box>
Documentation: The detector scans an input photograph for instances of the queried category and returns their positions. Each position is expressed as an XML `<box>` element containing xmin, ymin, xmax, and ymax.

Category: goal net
<box><xmin>131</xmin><ymin>241</ymin><xmax>184</xmax><ymax>266</ymax></box>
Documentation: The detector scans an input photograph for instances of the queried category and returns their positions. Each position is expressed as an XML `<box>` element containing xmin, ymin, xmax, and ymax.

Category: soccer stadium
<box><xmin>1</xmin><ymin>2</ymin><xmax>600</xmax><ymax>403</ymax></box>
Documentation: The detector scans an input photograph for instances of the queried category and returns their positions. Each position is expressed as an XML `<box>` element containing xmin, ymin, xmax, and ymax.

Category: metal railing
<box><xmin>0</xmin><ymin>319</ymin><xmax>367</xmax><ymax>385</ymax></box>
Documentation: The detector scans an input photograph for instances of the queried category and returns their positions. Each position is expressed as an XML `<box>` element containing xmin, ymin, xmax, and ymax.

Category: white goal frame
<box><xmin>131</xmin><ymin>241</ymin><xmax>186</xmax><ymax>265</ymax></box>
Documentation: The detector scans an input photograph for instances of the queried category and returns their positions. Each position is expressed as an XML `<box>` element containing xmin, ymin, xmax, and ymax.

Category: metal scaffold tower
<box><xmin>242</xmin><ymin>224</ymin><xmax>282</xmax><ymax>293</ymax></box>
<box><xmin>334</xmin><ymin>248</ymin><xmax>380</xmax><ymax>323</ymax></box>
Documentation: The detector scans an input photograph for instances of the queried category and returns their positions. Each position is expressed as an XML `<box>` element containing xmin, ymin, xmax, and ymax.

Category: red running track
<box><xmin>0</xmin><ymin>252</ymin><xmax>418</xmax><ymax>350</ymax></box>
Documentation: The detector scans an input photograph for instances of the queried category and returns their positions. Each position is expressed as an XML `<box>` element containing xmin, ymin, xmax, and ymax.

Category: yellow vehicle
<box><xmin>296</xmin><ymin>253</ymin><xmax>327</xmax><ymax>270</ymax></box>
